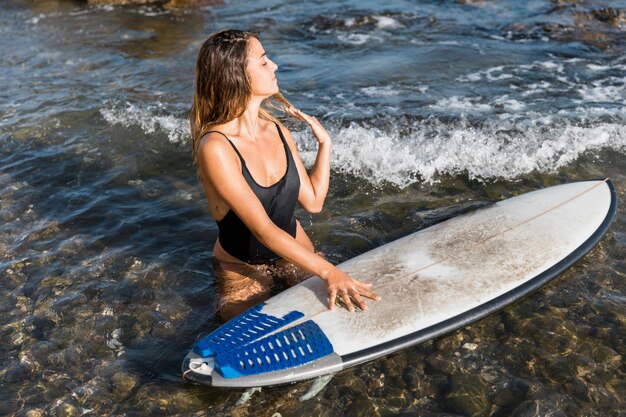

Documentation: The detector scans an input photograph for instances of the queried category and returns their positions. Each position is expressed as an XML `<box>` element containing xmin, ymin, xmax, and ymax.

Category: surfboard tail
<box><xmin>183</xmin><ymin>305</ymin><xmax>342</xmax><ymax>387</ymax></box>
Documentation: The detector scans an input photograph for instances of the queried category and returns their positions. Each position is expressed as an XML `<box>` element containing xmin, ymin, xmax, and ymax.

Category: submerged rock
<box><xmin>426</xmin><ymin>351</ymin><xmax>456</xmax><ymax>374</ymax></box>
<box><xmin>492</xmin><ymin>379</ymin><xmax>529</xmax><ymax>409</ymax></box>
<box><xmin>130</xmin><ymin>384</ymin><xmax>204</xmax><ymax>414</ymax></box>
<box><xmin>0</xmin><ymin>401</ymin><xmax>19</xmax><ymax>416</ymax></box>
<box><xmin>503</xmin><ymin>6</ymin><xmax>625</xmax><ymax>49</ymax></box>
<box><xmin>445</xmin><ymin>373</ymin><xmax>490</xmax><ymax>417</ymax></box>
<box><xmin>347</xmin><ymin>396</ymin><xmax>377</xmax><ymax>417</ymax></box>
<box><xmin>18</xmin><ymin>383</ymin><xmax>48</xmax><ymax>405</ymax></box>
<box><xmin>111</xmin><ymin>371</ymin><xmax>140</xmax><ymax>401</ymax></box>
<box><xmin>436</xmin><ymin>335</ymin><xmax>462</xmax><ymax>352</ymax></box>
<box><xmin>385</xmin><ymin>387</ymin><xmax>410</xmax><ymax>409</ymax></box>
<box><xmin>462</xmin><ymin>342</ymin><xmax>478</xmax><ymax>351</ymax></box>
<box><xmin>591</xmin><ymin>8</ymin><xmax>625</xmax><ymax>26</ymax></box>
<box><xmin>25</xmin><ymin>409</ymin><xmax>44</xmax><ymax>417</ymax></box>
<box><xmin>403</xmin><ymin>367</ymin><xmax>438</xmax><ymax>400</ymax></box>
<box><xmin>53</xmin><ymin>401</ymin><xmax>80</xmax><ymax>417</ymax></box>
<box><xmin>381</xmin><ymin>354</ymin><xmax>409</xmax><ymax>380</ymax></box>
<box><xmin>337</xmin><ymin>374</ymin><xmax>370</xmax><ymax>399</ymax></box>
<box><xmin>4</xmin><ymin>364</ymin><xmax>30</xmax><ymax>383</ymax></box>
<box><xmin>511</xmin><ymin>399</ymin><xmax>570</xmax><ymax>417</ymax></box>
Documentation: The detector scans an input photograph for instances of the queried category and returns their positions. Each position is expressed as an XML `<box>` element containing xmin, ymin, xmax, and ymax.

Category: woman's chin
<box><xmin>268</xmin><ymin>87</ymin><xmax>280</xmax><ymax>97</ymax></box>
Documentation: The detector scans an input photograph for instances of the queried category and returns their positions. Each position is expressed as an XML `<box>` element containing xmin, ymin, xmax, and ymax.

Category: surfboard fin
<box><xmin>299</xmin><ymin>373</ymin><xmax>335</xmax><ymax>401</ymax></box>
<box><xmin>236</xmin><ymin>387</ymin><xmax>261</xmax><ymax>406</ymax></box>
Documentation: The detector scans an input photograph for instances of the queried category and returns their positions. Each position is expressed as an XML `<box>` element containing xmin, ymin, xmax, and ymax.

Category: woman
<box><xmin>190</xmin><ymin>29</ymin><xmax>379</xmax><ymax>322</ymax></box>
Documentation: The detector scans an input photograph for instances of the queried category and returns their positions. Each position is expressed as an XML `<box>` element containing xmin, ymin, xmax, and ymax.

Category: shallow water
<box><xmin>1</xmin><ymin>0</ymin><xmax>625</xmax><ymax>416</ymax></box>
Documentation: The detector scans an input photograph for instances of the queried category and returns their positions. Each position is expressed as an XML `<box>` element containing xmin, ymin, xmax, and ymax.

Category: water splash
<box><xmin>100</xmin><ymin>101</ymin><xmax>189</xmax><ymax>144</ymax></box>
<box><xmin>296</xmin><ymin>117</ymin><xmax>626</xmax><ymax>187</ymax></box>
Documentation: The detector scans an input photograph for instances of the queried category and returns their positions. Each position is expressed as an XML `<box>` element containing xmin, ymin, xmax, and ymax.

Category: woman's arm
<box><xmin>198</xmin><ymin>133</ymin><xmax>379</xmax><ymax>312</ymax></box>
<box><xmin>281</xmin><ymin>107</ymin><xmax>331</xmax><ymax>213</ymax></box>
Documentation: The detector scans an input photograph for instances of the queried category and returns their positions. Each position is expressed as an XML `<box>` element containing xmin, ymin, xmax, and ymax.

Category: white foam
<box><xmin>577</xmin><ymin>77</ymin><xmax>626</xmax><ymax>103</ymax></box>
<box><xmin>538</xmin><ymin>61</ymin><xmax>563</xmax><ymax>72</ymax></box>
<box><xmin>93</xmin><ymin>4</ymin><xmax>115</xmax><ymax>12</ymax></box>
<box><xmin>458</xmin><ymin>66</ymin><xmax>514</xmax><ymax>82</ymax></box>
<box><xmin>432</xmin><ymin>96</ymin><xmax>492</xmax><ymax>112</ymax></box>
<box><xmin>461</xmin><ymin>60</ymin><xmax>572</xmax><ymax>84</ymax></box>
<box><xmin>491</xmin><ymin>96</ymin><xmax>526</xmax><ymax>111</ymax></box>
<box><xmin>341</xmin><ymin>15</ymin><xmax>402</xmax><ymax>30</ymax></box>
<box><xmin>295</xmin><ymin>117</ymin><xmax>626</xmax><ymax>187</ymax></box>
<box><xmin>570</xmin><ymin>106</ymin><xmax>626</xmax><ymax>116</ymax></box>
<box><xmin>521</xmin><ymin>81</ymin><xmax>552</xmax><ymax>97</ymax></box>
<box><xmin>436</xmin><ymin>41</ymin><xmax>463</xmax><ymax>46</ymax></box>
<box><xmin>26</xmin><ymin>13</ymin><xmax>45</xmax><ymax>24</ymax></box>
<box><xmin>455</xmin><ymin>58</ymin><xmax>626</xmax><ymax>116</ymax></box>
<box><xmin>131</xmin><ymin>6</ymin><xmax>170</xmax><ymax>17</ymax></box>
<box><xmin>337</xmin><ymin>33</ymin><xmax>383</xmax><ymax>45</ymax></box>
<box><xmin>296</xmin><ymin>123</ymin><xmax>420</xmax><ymax>187</ymax></box>
<box><xmin>486</xmin><ymin>66</ymin><xmax>514</xmax><ymax>81</ymax></box>
<box><xmin>459</xmin><ymin>72</ymin><xmax>482</xmax><ymax>82</ymax></box>
<box><xmin>373</xmin><ymin>16</ymin><xmax>403</xmax><ymax>29</ymax></box>
<box><xmin>360</xmin><ymin>86</ymin><xmax>403</xmax><ymax>97</ymax></box>
<box><xmin>587</xmin><ymin>64</ymin><xmax>610</xmax><ymax>71</ymax></box>
<box><xmin>100</xmin><ymin>101</ymin><xmax>188</xmax><ymax>144</ymax></box>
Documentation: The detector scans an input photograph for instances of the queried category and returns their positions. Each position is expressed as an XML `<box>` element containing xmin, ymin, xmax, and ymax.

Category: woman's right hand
<box><xmin>322</xmin><ymin>268</ymin><xmax>380</xmax><ymax>312</ymax></box>
<box><xmin>283</xmin><ymin>106</ymin><xmax>331</xmax><ymax>146</ymax></box>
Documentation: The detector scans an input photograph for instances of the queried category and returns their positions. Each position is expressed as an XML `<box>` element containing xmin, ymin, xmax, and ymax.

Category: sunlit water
<box><xmin>1</xmin><ymin>0</ymin><xmax>624</xmax><ymax>415</ymax></box>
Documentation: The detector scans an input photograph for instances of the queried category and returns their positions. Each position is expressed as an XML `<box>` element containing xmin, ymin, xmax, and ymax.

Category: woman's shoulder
<box><xmin>199</xmin><ymin>122</ymin><xmax>232</xmax><ymax>145</ymax></box>
<box><xmin>197</xmin><ymin>128</ymin><xmax>236</xmax><ymax>161</ymax></box>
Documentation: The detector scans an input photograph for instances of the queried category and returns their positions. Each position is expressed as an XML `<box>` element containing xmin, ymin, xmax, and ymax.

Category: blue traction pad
<box><xmin>215</xmin><ymin>320</ymin><xmax>334</xmax><ymax>378</ymax></box>
<box><xmin>193</xmin><ymin>305</ymin><xmax>304</xmax><ymax>357</ymax></box>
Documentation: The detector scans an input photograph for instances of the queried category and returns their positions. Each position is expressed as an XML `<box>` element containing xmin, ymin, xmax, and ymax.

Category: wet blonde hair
<box><xmin>190</xmin><ymin>29</ymin><xmax>292</xmax><ymax>164</ymax></box>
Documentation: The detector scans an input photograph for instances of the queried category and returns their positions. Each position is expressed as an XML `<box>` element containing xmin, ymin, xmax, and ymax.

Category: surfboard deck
<box><xmin>182</xmin><ymin>179</ymin><xmax>617</xmax><ymax>388</ymax></box>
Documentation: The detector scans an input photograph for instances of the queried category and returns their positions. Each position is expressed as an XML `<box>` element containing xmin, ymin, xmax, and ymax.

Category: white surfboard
<box><xmin>182</xmin><ymin>179</ymin><xmax>617</xmax><ymax>388</ymax></box>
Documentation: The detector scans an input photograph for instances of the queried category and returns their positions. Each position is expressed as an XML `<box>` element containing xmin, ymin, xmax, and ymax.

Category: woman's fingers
<box><xmin>349</xmin><ymin>290</ymin><xmax>366</xmax><ymax>311</ymax></box>
<box><xmin>327</xmin><ymin>278</ymin><xmax>380</xmax><ymax>313</ymax></box>
<box><xmin>355</xmin><ymin>281</ymin><xmax>381</xmax><ymax>301</ymax></box>
<box><xmin>285</xmin><ymin>106</ymin><xmax>315</xmax><ymax>124</ymax></box>
<box><xmin>328</xmin><ymin>287</ymin><xmax>337</xmax><ymax>311</ymax></box>
<box><xmin>338</xmin><ymin>290</ymin><xmax>355</xmax><ymax>312</ymax></box>
<box><xmin>283</xmin><ymin>106</ymin><xmax>300</xmax><ymax>116</ymax></box>
<box><xmin>283</xmin><ymin>107</ymin><xmax>330</xmax><ymax>144</ymax></box>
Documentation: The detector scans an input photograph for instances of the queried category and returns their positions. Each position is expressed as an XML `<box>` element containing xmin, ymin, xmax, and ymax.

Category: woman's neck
<box><xmin>236</xmin><ymin>97</ymin><xmax>264</xmax><ymax>142</ymax></box>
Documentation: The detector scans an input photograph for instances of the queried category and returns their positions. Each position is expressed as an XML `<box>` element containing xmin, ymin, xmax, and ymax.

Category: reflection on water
<box><xmin>1</xmin><ymin>0</ymin><xmax>624</xmax><ymax>415</ymax></box>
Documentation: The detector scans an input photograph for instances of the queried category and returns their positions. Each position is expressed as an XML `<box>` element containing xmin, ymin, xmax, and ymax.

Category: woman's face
<box><xmin>246</xmin><ymin>37</ymin><xmax>279</xmax><ymax>98</ymax></box>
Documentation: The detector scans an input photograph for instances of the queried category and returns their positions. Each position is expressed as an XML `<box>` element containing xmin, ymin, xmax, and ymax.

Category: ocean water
<box><xmin>1</xmin><ymin>0</ymin><xmax>624</xmax><ymax>416</ymax></box>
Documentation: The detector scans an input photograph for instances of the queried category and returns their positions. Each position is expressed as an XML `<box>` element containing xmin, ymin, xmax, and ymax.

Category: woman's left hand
<box><xmin>323</xmin><ymin>267</ymin><xmax>380</xmax><ymax>312</ymax></box>
<box><xmin>283</xmin><ymin>106</ymin><xmax>331</xmax><ymax>145</ymax></box>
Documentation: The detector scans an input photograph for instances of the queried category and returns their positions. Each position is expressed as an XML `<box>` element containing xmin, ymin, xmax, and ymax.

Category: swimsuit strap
<box><xmin>274</xmin><ymin>123</ymin><xmax>295</xmax><ymax>170</ymax></box>
<box><xmin>205</xmin><ymin>130</ymin><xmax>246</xmax><ymax>163</ymax></box>
<box><xmin>274</xmin><ymin>123</ymin><xmax>288</xmax><ymax>147</ymax></box>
